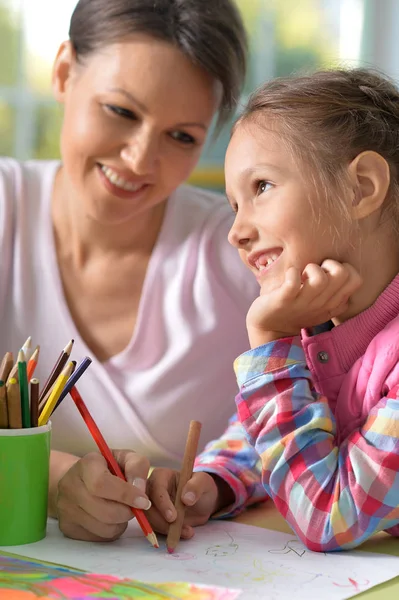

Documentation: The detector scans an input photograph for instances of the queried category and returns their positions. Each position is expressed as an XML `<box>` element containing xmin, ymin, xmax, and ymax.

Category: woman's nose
<box><xmin>228</xmin><ymin>212</ymin><xmax>256</xmax><ymax>248</ymax></box>
<box><xmin>121</xmin><ymin>130</ymin><xmax>159</xmax><ymax>176</ymax></box>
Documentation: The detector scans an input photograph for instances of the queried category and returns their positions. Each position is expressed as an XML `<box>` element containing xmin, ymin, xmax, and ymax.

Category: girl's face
<box><xmin>52</xmin><ymin>35</ymin><xmax>220</xmax><ymax>225</ymax></box>
<box><xmin>225</xmin><ymin>120</ymin><xmax>353</xmax><ymax>292</ymax></box>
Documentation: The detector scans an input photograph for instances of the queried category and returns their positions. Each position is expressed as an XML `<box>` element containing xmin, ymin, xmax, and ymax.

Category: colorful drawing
<box><xmin>0</xmin><ymin>553</ymin><xmax>242</xmax><ymax>600</ymax></box>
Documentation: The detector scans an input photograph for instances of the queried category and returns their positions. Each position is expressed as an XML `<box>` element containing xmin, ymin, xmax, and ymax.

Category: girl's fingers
<box><xmin>146</xmin><ymin>468</ymin><xmax>177</xmax><ymax>522</ymax></box>
<box><xmin>281</xmin><ymin>266</ymin><xmax>302</xmax><ymax>298</ymax></box>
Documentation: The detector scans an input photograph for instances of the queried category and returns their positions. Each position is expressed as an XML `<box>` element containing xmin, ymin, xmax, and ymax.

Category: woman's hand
<box><xmin>247</xmin><ymin>260</ymin><xmax>362</xmax><ymax>347</ymax></box>
<box><xmin>55</xmin><ymin>450</ymin><xmax>151</xmax><ymax>541</ymax></box>
<box><xmin>146</xmin><ymin>468</ymin><xmax>235</xmax><ymax>539</ymax></box>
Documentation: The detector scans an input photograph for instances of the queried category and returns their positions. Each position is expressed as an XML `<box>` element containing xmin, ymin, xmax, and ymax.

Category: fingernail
<box><xmin>133</xmin><ymin>497</ymin><xmax>152</xmax><ymax>510</ymax></box>
<box><xmin>166</xmin><ymin>509</ymin><xmax>174</xmax><ymax>521</ymax></box>
<box><xmin>183</xmin><ymin>492</ymin><xmax>196</xmax><ymax>505</ymax></box>
<box><xmin>132</xmin><ymin>477</ymin><xmax>146</xmax><ymax>492</ymax></box>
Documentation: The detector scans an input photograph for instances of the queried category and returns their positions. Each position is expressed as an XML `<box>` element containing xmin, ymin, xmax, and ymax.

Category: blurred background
<box><xmin>0</xmin><ymin>0</ymin><xmax>398</xmax><ymax>191</ymax></box>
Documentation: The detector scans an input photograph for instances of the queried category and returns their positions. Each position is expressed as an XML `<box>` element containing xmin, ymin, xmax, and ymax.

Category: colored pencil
<box><xmin>30</xmin><ymin>378</ymin><xmax>39</xmax><ymax>428</ymax></box>
<box><xmin>69</xmin><ymin>385</ymin><xmax>159</xmax><ymax>549</ymax></box>
<box><xmin>0</xmin><ymin>352</ymin><xmax>14</xmax><ymax>384</ymax></box>
<box><xmin>38</xmin><ymin>361</ymin><xmax>75</xmax><ymax>426</ymax></box>
<box><xmin>0</xmin><ymin>352</ymin><xmax>13</xmax><ymax>428</ymax></box>
<box><xmin>40</xmin><ymin>360</ymin><xmax>77</xmax><ymax>417</ymax></box>
<box><xmin>52</xmin><ymin>357</ymin><xmax>92</xmax><ymax>412</ymax></box>
<box><xmin>39</xmin><ymin>362</ymin><xmax>75</xmax><ymax>427</ymax></box>
<box><xmin>27</xmin><ymin>345</ymin><xmax>40</xmax><ymax>380</ymax></box>
<box><xmin>7</xmin><ymin>337</ymin><xmax>32</xmax><ymax>384</ymax></box>
<box><xmin>0</xmin><ymin>382</ymin><xmax>8</xmax><ymax>428</ymax></box>
<box><xmin>38</xmin><ymin>339</ymin><xmax>74</xmax><ymax>405</ymax></box>
<box><xmin>21</xmin><ymin>335</ymin><xmax>32</xmax><ymax>361</ymax></box>
<box><xmin>7</xmin><ymin>377</ymin><xmax>22</xmax><ymax>428</ymax></box>
<box><xmin>166</xmin><ymin>420</ymin><xmax>202</xmax><ymax>554</ymax></box>
<box><xmin>17</xmin><ymin>350</ymin><xmax>30</xmax><ymax>428</ymax></box>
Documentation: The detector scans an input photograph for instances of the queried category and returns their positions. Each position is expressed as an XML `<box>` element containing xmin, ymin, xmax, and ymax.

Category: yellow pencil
<box><xmin>38</xmin><ymin>362</ymin><xmax>75</xmax><ymax>426</ymax></box>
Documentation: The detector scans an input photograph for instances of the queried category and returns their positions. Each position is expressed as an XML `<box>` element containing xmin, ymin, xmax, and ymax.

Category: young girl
<box><xmin>147</xmin><ymin>68</ymin><xmax>399</xmax><ymax>552</ymax></box>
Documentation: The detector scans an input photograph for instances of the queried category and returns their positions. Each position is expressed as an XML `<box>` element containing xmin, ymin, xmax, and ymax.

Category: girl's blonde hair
<box><xmin>237</xmin><ymin>68</ymin><xmax>399</xmax><ymax>228</ymax></box>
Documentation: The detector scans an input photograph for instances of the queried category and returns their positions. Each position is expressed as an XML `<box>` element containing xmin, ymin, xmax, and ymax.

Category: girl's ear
<box><xmin>52</xmin><ymin>41</ymin><xmax>76</xmax><ymax>103</ymax></box>
<box><xmin>349</xmin><ymin>151</ymin><xmax>390</xmax><ymax>220</ymax></box>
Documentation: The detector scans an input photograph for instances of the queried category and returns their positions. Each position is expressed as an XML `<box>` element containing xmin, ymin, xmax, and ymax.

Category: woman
<box><xmin>0</xmin><ymin>0</ymin><xmax>257</xmax><ymax>541</ymax></box>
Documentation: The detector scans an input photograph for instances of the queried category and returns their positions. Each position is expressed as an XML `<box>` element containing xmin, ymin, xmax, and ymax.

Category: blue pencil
<box><xmin>51</xmin><ymin>357</ymin><xmax>92</xmax><ymax>413</ymax></box>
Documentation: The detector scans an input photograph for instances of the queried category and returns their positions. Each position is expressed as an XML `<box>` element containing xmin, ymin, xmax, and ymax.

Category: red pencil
<box><xmin>69</xmin><ymin>386</ymin><xmax>158</xmax><ymax>548</ymax></box>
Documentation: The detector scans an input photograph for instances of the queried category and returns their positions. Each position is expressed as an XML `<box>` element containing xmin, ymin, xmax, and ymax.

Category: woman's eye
<box><xmin>104</xmin><ymin>104</ymin><xmax>136</xmax><ymax>120</ymax></box>
<box><xmin>170</xmin><ymin>131</ymin><xmax>196</xmax><ymax>145</ymax></box>
<box><xmin>256</xmin><ymin>180</ymin><xmax>272</xmax><ymax>194</ymax></box>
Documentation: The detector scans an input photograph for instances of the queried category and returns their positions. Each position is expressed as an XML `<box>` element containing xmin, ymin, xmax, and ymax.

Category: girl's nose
<box><xmin>228</xmin><ymin>212</ymin><xmax>256</xmax><ymax>248</ymax></box>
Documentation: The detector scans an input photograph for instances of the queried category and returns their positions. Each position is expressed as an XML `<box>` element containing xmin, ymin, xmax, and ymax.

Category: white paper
<box><xmin>2</xmin><ymin>519</ymin><xmax>398</xmax><ymax>600</ymax></box>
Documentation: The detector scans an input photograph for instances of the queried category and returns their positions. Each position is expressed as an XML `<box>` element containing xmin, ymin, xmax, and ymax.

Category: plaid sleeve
<box><xmin>193</xmin><ymin>412</ymin><xmax>269</xmax><ymax>518</ymax></box>
<box><xmin>235</xmin><ymin>335</ymin><xmax>399</xmax><ymax>551</ymax></box>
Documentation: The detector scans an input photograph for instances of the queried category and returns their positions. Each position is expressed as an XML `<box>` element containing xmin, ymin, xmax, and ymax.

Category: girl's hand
<box><xmin>146</xmin><ymin>468</ymin><xmax>235</xmax><ymax>539</ymax></box>
<box><xmin>56</xmin><ymin>450</ymin><xmax>151</xmax><ymax>541</ymax></box>
<box><xmin>247</xmin><ymin>260</ymin><xmax>362</xmax><ymax>347</ymax></box>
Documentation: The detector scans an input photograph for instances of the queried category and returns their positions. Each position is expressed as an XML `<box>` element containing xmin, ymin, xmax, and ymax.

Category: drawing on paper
<box><xmin>0</xmin><ymin>553</ymin><xmax>241</xmax><ymax>600</ymax></box>
<box><xmin>2</xmin><ymin>519</ymin><xmax>399</xmax><ymax>600</ymax></box>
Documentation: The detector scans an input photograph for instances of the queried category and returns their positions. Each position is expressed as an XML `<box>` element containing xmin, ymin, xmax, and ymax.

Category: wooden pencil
<box><xmin>166</xmin><ymin>420</ymin><xmax>202</xmax><ymax>554</ymax></box>
<box><xmin>30</xmin><ymin>378</ymin><xmax>39</xmax><ymax>428</ymax></box>
<box><xmin>38</xmin><ymin>361</ymin><xmax>75</xmax><ymax>426</ymax></box>
<box><xmin>27</xmin><ymin>345</ymin><xmax>40</xmax><ymax>380</ymax></box>
<box><xmin>0</xmin><ymin>382</ymin><xmax>8</xmax><ymax>428</ymax></box>
<box><xmin>38</xmin><ymin>339</ymin><xmax>74</xmax><ymax>405</ymax></box>
<box><xmin>18</xmin><ymin>350</ymin><xmax>30</xmax><ymax>428</ymax></box>
<box><xmin>0</xmin><ymin>351</ymin><xmax>14</xmax><ymax>384</ymax></box>
<box><xmin>7</xmin><ymin>377</ymin><xmax>22</xmax><ymax>428</ymax></box>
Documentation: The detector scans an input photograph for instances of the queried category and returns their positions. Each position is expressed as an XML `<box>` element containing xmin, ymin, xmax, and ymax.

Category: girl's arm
<box><xmin>235</xmin><ymin>336</ymin><xmax>399</xmax><ymax>551</ymax></box>
<box><xmin>194</xmin><ymin>413</ymin><xmax>269</xmax><ymax>517</ymax></box>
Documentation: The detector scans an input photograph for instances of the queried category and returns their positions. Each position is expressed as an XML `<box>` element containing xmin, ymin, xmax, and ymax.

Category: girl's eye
<box><xmin>256</xmin><ymin>180</ymin><xmax>273</xmax><ymax>195</ymax></box>
<box><xmin>170</xmin><ymin>131</ymin><xmax>196</xmax><ymax>145</ymax></box>
<box><xmin>104</xmin><ymin>104</ymin><xmax>137</xmax><ymax>120</ymax></box>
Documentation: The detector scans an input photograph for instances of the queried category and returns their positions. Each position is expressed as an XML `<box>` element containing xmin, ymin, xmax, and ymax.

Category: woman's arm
<box><xmin>235</xmin><ymin>336</ymin><xmax>399</xmax><ymax>551</ymax></box>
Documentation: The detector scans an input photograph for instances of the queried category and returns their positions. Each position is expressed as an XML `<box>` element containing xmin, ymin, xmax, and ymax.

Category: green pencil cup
<box><xmin>0</xmin><ymin>422</ymin><xmax>51</xmax><ymax>545</ymax></box>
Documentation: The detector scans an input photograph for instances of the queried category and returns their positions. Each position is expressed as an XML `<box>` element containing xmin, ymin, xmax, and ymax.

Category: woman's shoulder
<box><xmin>171</xmin><ymin>183</ymin><xmax>232</xmax><ymax>221</ymax></box>
<box><xmin>166</xmin><ymin>183</ymin><xmax>259</xmax><ymax>307</ymax></box>
<box><xmin>0</xmin><ymin>157</ymin><xmax>60</xmax><ymax>203</ymax></box>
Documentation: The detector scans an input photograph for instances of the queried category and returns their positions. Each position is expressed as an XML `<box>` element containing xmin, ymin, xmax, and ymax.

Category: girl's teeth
<box><xmin>101</xmin><ymin>166</ymin><xmax>142</xmax><ymax>192</ymax></box>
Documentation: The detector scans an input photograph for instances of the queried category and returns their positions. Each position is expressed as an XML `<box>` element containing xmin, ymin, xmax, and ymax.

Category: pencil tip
<box><xmin>167</xmin><ymin>547</ymin><xmax>174</xmax><ymax>554</ymax></box>
<box><xmin>18</xmin><ymin>349</ymin><xmax>25</xmax><ymax>362</ymax></box>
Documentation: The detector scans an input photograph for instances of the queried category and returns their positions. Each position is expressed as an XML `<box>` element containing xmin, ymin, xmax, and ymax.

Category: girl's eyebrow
<box><xmin>241</xmin><ymin>163</ymin><xmax>285</xmax><ymax>177</ymax></box>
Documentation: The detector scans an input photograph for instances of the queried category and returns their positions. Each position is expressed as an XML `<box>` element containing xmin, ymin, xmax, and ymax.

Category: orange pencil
<box><xmin>69</xmin><ymin>386</ymin><xmax>159</xmax><ymax>549</ymax></box>
<box><xmin>166</xmin><ymin>420</ymin><xmax>202</xmax><ymax>554</ymax></box>
<box><xmin>27</xmin><ymin>345</ymin><xmax>40</xmax><ymax>380</ymax></box>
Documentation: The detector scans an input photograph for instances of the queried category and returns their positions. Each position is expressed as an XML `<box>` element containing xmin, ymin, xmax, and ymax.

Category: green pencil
<box><xmin>17</xmin><ymin>350</ymin><xmax>30</xmax><ymax>428</ymax></box>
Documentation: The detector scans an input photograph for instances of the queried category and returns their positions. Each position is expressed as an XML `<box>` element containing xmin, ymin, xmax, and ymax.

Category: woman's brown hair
<box><xmin>69</xmin><ymin>0</ymin><xmax>247</xmax><ymax>127</ymax></box>
<box><xmin>237</xmin><ymin>69</ymin><xmax>399</xmax><ymax>226</ymax></box>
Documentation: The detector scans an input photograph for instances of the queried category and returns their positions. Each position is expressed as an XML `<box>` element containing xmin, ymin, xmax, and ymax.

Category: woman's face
<box><xmin>52</xmin><ymin>35</ymin><xmax>220</xmax><ymax>225</ymax></box>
